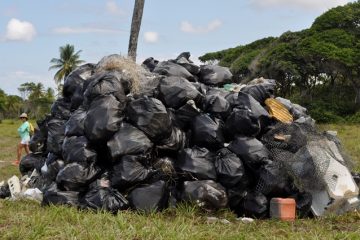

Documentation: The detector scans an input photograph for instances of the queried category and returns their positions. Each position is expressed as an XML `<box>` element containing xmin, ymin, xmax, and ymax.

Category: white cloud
<box><xmin>180</xmin><ymin>19</ymin><xmax>222</xmax><ymax>34</ymax></box>
<box><xmin>53</xmin><ymin>27</ymin><xmax>124</xmax><ymax>34</ymax></box>
<box><xmin>144</xmin><ymin>31</ymin><xmax>159</xmax><ymax>43</ymax></box>
<box><xmin>106</xmin><ymin>0</ymin><xmax>125</xmax><ymax>15</ymax></box>
<box><xmin>5</xmin><ymin>18</ymin><xmax>36</xmax><ymax>41</ymax></box>
<box><xmin>250</xmin><ymin>0</ymin><xmax>351</xmax><ymax>11</ymax></box>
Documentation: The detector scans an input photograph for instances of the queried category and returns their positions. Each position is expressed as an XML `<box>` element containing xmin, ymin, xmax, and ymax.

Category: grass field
<box><xmin>0</xmin><ymin>120</ymin><xmax>359</xmax><ymax>239</ymax></box>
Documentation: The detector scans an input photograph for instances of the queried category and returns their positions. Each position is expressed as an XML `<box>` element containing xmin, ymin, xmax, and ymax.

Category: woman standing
<box><xmin>13</xmin><ymin>113</ymin><xmax>30</xmax><ymax>165</ymax></box>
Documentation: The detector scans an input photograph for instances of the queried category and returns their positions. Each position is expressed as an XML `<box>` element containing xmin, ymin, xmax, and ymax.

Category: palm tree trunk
<box><xmin>128</xmin><ymin>0</ymin><xmax>145</xmax><ymax>62</ymax></box>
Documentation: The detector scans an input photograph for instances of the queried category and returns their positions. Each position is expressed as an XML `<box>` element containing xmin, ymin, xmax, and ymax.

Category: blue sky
<box><xmin>0</xmin><ymin>0</ymin><xmax>353</xmax><ymax>95</ymax></box>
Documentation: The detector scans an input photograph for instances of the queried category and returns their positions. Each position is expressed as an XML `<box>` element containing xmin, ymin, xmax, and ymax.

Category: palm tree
<box><xmin>49</xmin><ymin>44</ymin><xmax>85</xmax><ymax>85</ymax></box>
<box><xmin>128</xmin><ymin>0</ymin><xmax>145</xmax><ymax>62</ymax></box>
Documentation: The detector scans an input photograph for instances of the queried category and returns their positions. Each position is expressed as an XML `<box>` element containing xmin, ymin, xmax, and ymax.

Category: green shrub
<box><xmin>345</xmin><ymin>111</ymin><xmax>360</xmax><ymax>123</ymax></box>
<box><xmin>308</xmin><ymin>107</ymin><xmax>344</xmax><ymax>123</ymax></box>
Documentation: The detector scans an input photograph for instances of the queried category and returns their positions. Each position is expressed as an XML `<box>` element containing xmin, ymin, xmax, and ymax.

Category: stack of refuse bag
<box><xmin>3</xmin><ymin>52</ymin><xmax>360</xmax><ymax>218</ymax></box>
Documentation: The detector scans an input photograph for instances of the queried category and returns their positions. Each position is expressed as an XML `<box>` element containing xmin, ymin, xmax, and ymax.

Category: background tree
<box><xmin>128</xmin><ymin>0</ymin><xmax>145</xmax><ymax>62</ymax></box>
<box><xmin>199</xmin><ymin>1</ymin><xmax>360</xmax><ymax>121</ymax></box>
<box><xmin>49</xmin><ymin>44</ymin><xmax>84</xmax><ymax>85</ymax></box>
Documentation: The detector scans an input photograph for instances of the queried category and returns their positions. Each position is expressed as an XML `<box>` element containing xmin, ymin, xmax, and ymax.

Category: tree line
<box><xmin>0</xmin><ymin>83</ymin><xmax>55</xmax><ymax>120</ymax></box>
<box><xmin>199</xmin><ymin>1</ymin><xmax>360</xmax><ymax>122</ymax></box>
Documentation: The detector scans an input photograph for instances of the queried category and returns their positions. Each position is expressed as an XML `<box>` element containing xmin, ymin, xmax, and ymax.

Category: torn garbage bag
<box><xmin>127</xmin><ymin>180</ymin><xmax>169</xmax><ymax>212</ymax></box>
<box><xmin>157</xmin><ymin>127</ymin><xmax>185</xmax><ymax>152</ymax></box>
<box><xmin>83</xmin><ymin>186</ymin><xmax>129</xmax><ymax>213</ymax></box>
<box><xmin>42</xmin><ymin>183</ymin><xmax>80</xmax><ymax>207</ymax></box>
<box><xmin>107</xmin><ymin>122</ymin><xmax>153</xmax><ymax>161</ymax></box>
<box><xmin>126</xmin><ymin>96</ymin><xmax>172</xmax><ymax>143</ymax></box>
<box><xmin>181</xmin><ymin>180</ymin><xmax>228</xmax><ymax>209</ymax></box>
<box><xmin>176</xmin><ymin>147</ymin><xmax>216</xmax><ymax>180</ymax></box>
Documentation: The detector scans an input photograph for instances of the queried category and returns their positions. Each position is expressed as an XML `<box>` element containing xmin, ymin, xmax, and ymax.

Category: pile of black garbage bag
<box><xmin>10</xmin><ymin>52</ymin><xmax>352</xmax><ymax>218</ymax></box>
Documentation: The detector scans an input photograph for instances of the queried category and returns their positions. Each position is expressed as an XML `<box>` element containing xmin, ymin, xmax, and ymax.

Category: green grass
<box><xmin>0</xmin><ymin>121</ymin><xmax>360</xmax><ymax>239</ymax></box>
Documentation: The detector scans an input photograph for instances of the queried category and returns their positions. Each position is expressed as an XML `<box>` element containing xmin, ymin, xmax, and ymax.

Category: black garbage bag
<box><xmin>192</xmin><ymin>82</ymin><xmax>208</xmax><ymax>95</ymax></box>
<box><xmin>84</xmin><ymin>95</ymin><xmax>123</xmax><ymax>143</ymax></box>
<box><xmin>353</xmin><ymin>172</ymin><xmax>360</xmax><ymax>188</ymax></box>
<box><xmin>47</xmin><ymin>118</ymin><xmax>66</xmax><ymax>155</ymax></box>
<box><xmin>56</xmin><ymin>162</ymin><xmax>101</xmax><ymax>191</ymax></box>
<box><xmin>214</xmin><ymin>148</ymin><xmax>246</xmax><ymax>189</ymax></box>
<box><xmin>157</xmin><ymin>127</ymin><xmax>186</xmax><ymax>152</ymax></box>
<box><xmin>0</xmin><ymin>184</ymin><xmax>11</xmax><ymax>199</ymax></box>
<box><xmin>176</xmin><ymin>147</ymin><xmax>216</xmax><ymax>180</ymax></box>
<box><xmin>291</xmin><ymin>192</ymin><xmax>312</xmax><ymax>218</ymax></box>
<box><xmin>70</xmin><ymin>88</ymin><xmax>84</xmax><ymax>111</ymax></box>
<box><xmin>65</xmin><ymin>108</ymin><xmax>86</xmax><ymax>137</ymax></box>
<box><xmin>127</xmin><ymin>180</ymin><xmax>169</xmax><ymax>212</ymax></box>
<box><xmin>228</xmin><ymin>136</ymin><xmax>271</xmax><ymax>172</ymax></box>
<box><xmin>199</xmin><ymin>65</ymin><xmax>233</xmax><ymax>86</ymax></box>
<box><xmin>225</xmin><ymin>92</ymin><xmax>271</xmax><ymax>135</ymax></box>
<box><xmin>42</xmin><ymin>159</ymin><xmax>65</xmax><ymax>181</ymax></box>
<box><xmin>227</xmin><ymin>188</ymin><xmax>248</xmax><ymax>210</ymax></box>
<box><xmin>107</xmin><ymin>122</ymin><xmax>153</xmax><ymax>162</ymax></box>
<box><xmin>63</xmin><ymin>63</ymin><xmax>95</xmax><ymax>98</ymax></box>
<box><xmin>62</xmin><ymin>136</ymin><xmax>97</xmax><ymax>165</ymax></box>
<box><xmin>255</xmin><ymin>161</ymin><xmax>293</xmax><ymax>197</ymax></box>
<box><xmin>126</xmin><ymin>96</ymin><xmax>172</xmax><ymax>143</ymax></box>
<box><xmin>83</xmin><ymin>186</ymin><xmax>129</xmax><ymax>213</ymax></box>
<box><xmin>111</xmin><ymin>155</ymin><xmax>156</xmax><ymax>191</ymax></box>
<box><xmin>241</xmin><ymin>79</ymin><xmax>276</xmax><ymax>104</ymax></box>
<box><xmin>225</xmin><ymin>108</ymin><xmax>261</xmax><ymax>137</ymax></box>
<box><xmin>181</xmin><ymin>180</ymin><xmax>228</xmax><ymax>209</ymax></box>
<box><xmin>50</xmin><ymin>98</ymin><xmax>72</xmax><ymax>120</ymax></box>
<box><xmin>153</xmin><ymin>61</ymin><xmax>195</xmax><ymax>81</ymax></box>
<box><xmin>29</xmin><ymin>128</ymin><xmax>46</xmax><ymax>153</ymax></box>
<box><xmin>172</xmin><ymin>100</ymin><xmax>201</xmax><ymax>130</ymax></box>
<box><xmin>202</xmin><ymin>93</ymin><xmax>231</xmax><ymax>119</ymax></box>
<box><xmin>158</xmin><ymin>76</ymin><xmax>203</xmax><ymax>109</ymax></box>
<box><xmin>237</xmin><ymin>191</ymin><xmax>268</xmax><ymax>218</ymax></box>
<box><xmin>142</xmin><ymin>57</ymin><xmax>159</xmax><ymax>72</ymax></box>
<box><xmin>19</xmin><ymin>153</ymin><xmax>45</xmax><ymax>176</ymax></box>
<box><xmin>152</xmin><ymin>157</ymin><xmax>177</xmax><ymax>180</ymax></box>
<box><xmin>190</xmin><ymin>114</ymin><xmax>225</xmax><ymax>150</ymax></box>
<box><xmin>27</xmin><ymin>174</ymin><xmax>53</xmax><ymax>192</ymax></box>
<box><xmin>83</xmin><ymin>71</ymin><xmax>127</xmax><ymax>107</ymax></box>
<box><xmin>175</xmin><ymin>52</ymin><xmax>200</xmax><ymax>75</ymax></box>
<box><xmin>42</xmin><ymin>183</ymin><xmax>80</xmax><ymax>207</ymax></box>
